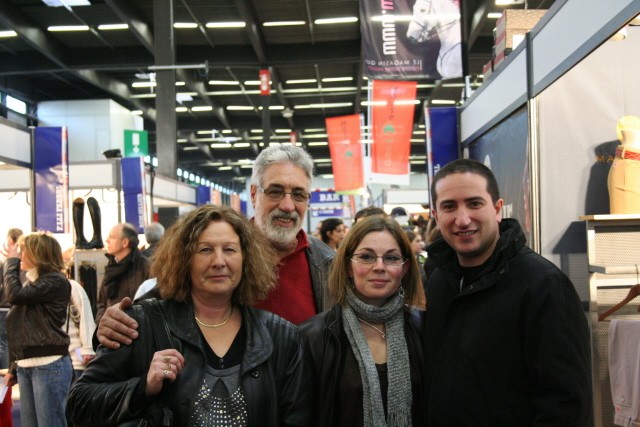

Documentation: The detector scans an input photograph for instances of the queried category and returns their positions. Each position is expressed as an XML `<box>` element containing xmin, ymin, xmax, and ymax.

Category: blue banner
<box><xmin>34</xmin><ymin>127</ymin><xmax>69</xmax><ymax>233</ymax></box>
<box><xmin>121</xmin><ymin>157</ymin><xmax>147</xmax><ymax>233</ymax></box>
<box><xmin>310</xmin><ymin>191</ymin><xmax>345</xmax><ymax>204</ymax></box>
<box><xmin>196</xmin><ymin>185</ymin><xmax>210</xmax><ymax>206</ymax></box>
<box><xmin>426</xmin><ymin>107</ymin><xmax>459</xmax><ymax>192</ymax></box>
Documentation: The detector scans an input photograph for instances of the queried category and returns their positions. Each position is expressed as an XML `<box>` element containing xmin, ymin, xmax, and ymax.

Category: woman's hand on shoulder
<box><xmin>145</xmin><ymin>349</ymin><xmax>185</xmax><ymax>396</ymax></box>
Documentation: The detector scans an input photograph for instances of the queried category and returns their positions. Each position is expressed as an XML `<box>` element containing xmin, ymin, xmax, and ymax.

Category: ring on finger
<box><xmin>166</xmin><ymin>363</ymin><xmax>171</xmax><ymax>370</ymax></box>
<box><xmin>163</xmin><ymin>356</ymin><xmax>170</xmax><ymax>363</ymax></box>
<box><xmin>163</xmin><ymin>369</ymin><xmax>169</xmax><ymax>378</ymax></box>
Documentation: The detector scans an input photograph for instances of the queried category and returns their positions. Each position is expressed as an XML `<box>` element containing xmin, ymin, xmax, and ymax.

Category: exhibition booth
<box><xmin>459</xmin><ymin>1</ymin><xmax>639</xmax><ymax>426</ymax></box>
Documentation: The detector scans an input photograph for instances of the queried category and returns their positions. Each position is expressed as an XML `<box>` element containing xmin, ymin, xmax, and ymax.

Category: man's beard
<box><xmin>261</xmin><ymin>208</ymin><xmax>302</xmax><ymax>250</ymax></box>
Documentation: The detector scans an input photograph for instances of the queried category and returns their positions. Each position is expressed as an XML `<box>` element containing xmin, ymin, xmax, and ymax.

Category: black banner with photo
<box><xmin>360</xmin><ymin>0</ymin><xmax>463</xmax><ymax>80</ymax></box>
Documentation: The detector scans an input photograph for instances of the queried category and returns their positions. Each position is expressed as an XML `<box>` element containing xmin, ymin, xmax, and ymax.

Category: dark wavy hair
<box><xmin>151</xmin><ymin>205</ymin><xmax>278</xmax><ymax>304</ymax></box>
<box><xmin>320</xmin><ymin>218</ymin><xmax>344</xmax><ymax>244</ymax></box>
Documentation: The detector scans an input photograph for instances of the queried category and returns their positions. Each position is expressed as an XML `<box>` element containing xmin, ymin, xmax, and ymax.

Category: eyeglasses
<box><xmin>351</xmin><ymin>253</ymin><xmax>407</xmax><ymax>266</ymax></box>
<box><xmin>258</xmin><ymin>186</ymin><xmax>311</xmax><ymax>203</ymax></box>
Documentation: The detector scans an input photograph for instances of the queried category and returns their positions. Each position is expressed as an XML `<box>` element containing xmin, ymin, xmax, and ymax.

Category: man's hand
<box><xmin>97</xmin><ymin>297</ymin><xmax>139</xmax><ymax>349</ymax></box>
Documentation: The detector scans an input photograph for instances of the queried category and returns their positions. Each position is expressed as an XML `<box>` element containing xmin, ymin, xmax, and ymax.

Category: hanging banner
<box><xmin>425</xmin><ymin>106</ymin><xmax>459</xmax><ymax>189</ymax></box>
<box><xmin>196</xmin><ymin>185</ymin><xmax>210</xmax><ymax>206</ymax></box>
<box><xmin>124</xmin><ymin>130</ymin><xmax>149</xmax><ymax>157</ymax></box>
<box><xmin>121</xmin><ymin>157</ymin><xmax>147</xmax><ymax>233</ymax></box>
<box><xmin>230</xmin><ymin>194</ymin><xmax>241</xmax><ymax>213</ymax></box>
<box><xmin>326</xmin><ymin>114</ymin><xmax>365</xmax><ymax>194</ymax></box>
<box><xmin>360</xmin><ymin>0</ymin><xmax>462</xmax><ymax>80</ymax></box>
<box><xmin>259</xmin><ymin>69</ymin><xmax>271</xmax><ymax>96</ymax></box>
<box><xmin>210</xmin><ymin>189</ymin><xmax>222</xmax><ymax>205</ymax></box>
<box><xmin>34</xmin><ymin>127</ymin><xmax>69</xmax><ymax>233</ymax></box>
<box><xmin>370</xmin><ymin>80</ymin><xmax>417</xmax><ymax>186</ymax></box>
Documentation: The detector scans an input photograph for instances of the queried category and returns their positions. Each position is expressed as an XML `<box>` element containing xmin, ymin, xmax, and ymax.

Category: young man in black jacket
<box><xmin>423</xmin><ymin>158</ymin><xmax>591</xmax><ymax>427</ymax></box>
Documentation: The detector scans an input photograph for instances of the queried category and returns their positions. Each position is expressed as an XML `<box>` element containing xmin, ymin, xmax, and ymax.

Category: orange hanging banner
<box><xmin>370</xmin><ymin>80</ymin><xmax>417</xmax><ymax>181</ymax></box>
<box><xmin>326</xmin><ymin>114</ymin><xmax>364</xmax><ymax>194</ymax></box>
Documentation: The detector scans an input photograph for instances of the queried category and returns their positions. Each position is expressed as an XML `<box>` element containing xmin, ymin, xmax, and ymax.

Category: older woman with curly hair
<box><xmin>67</xmin><ymin>205</ymin><xmax>310</xmax><ymax>426</ymax></box>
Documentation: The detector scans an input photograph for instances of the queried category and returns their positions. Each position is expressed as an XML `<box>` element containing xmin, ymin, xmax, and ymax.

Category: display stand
<box><xmin>74</xmin><ymin>249</ymin><xmax>107</xmax><ymax>319</ymax></box>
<box><xmin>581</xmin><ymin>214</ymin><xmax>640</xmax><ymax>427</ymax></box>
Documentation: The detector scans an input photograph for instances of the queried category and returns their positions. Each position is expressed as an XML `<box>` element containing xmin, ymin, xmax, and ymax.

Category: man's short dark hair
<box><xmin>121</xmin><ymin>223</ymin><xmax>139</xmax><ymax>249</ymax></box>
<box><xmin>431</xmin><ymin>158</ymin><xmax>500</xmax><ymax>207</ymax></box>
<box><xmin>353</xmin><ymin>206</ymin><xmax>387</xmax><ymax>224</ymax></box>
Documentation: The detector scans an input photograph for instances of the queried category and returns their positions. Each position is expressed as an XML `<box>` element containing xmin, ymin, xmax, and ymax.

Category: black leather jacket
<box><xmin>3</xmin><ymin>258</ymin><xmax>71</xmax><ymax>373</ymax></box>
<box><xmin>299</xmin><ymin>304</ymin><xmax>426</xmax><ymax>426</ymax></box>
<box><xmin>68</xmin><ymin>299</ymin><xmax>310</xmax><ymax>426</ymax></box>
<box><xmin>306</xmin><ymin>236</ymin><xmax>335</xmax><ymax>313</ymax></box>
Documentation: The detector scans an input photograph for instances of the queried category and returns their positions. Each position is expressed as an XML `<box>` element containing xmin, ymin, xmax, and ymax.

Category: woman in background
<box><xmin>3</xmin><ymin>233</ymin><xmax>72</xmax><ymax>427</ymax></box>
<box><xmin>320</xmin><ymin>218</ymin><xmax>346</xmax><ymax>251</ymax></box>
<box><xmin>300</xmin><ymin>215</ymin><xmax>425</xmax><ymax>426</ymax></box>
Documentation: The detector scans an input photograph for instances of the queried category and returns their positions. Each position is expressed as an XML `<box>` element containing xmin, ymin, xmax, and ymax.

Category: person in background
<box><xmin>0</xmin><ymin>228</ymin><xmax>23</xmax><ymax>371</ymax></box>
<box><xmin>95</xmin><ymin>222</ymin><xmax>150</xmax><ymax>323</ymax></box>
<box><xmin>67</xmin><ymin>204</ymin><xmax>309</xmax><ymax>426</ymax></box>
<box><xmin>66</xmin><ymin>278</ymin><xmax>96</xmax><ymax>380</ymax></box>
<box><xmin>0</xmin><ymin>228</ymin><xmax>22</xmax><ymax>427</ymax></box>
<box><xmin>3</xmin><ymin>232</ymin><xmax>72</xmax><ymax>427</ymax></box>
<box><xmin>300</xmin><ymin>215</ymin><xmax>425</xmax><ymax>426</ymax></box>
<box><xmin>320</xmin><ymin>218</ymin><xmax>346</xmax><ymax>251</ymax></box>
<box><xmin>95</xmin><ymin>145</ymin><xmax>335</xmax><ymax>351</ymax></box>
<box><xmin>390</xmin><ymin>207</ymin><xmax>412</xmax><ymax>230</ymax></box>
<box><xmin>405</xmin><ymin>230</ymin><xmax>428</xmax><ymax>290</ymax></box>
<box><xmin>353</xmin><ymin>206</ymin><xmax>387</xmax><ymax>224</ymax></box>
<box><xmin>141</xmin><ymin>222</ymin><xmax>165</xmax><ymax>259</ymax></box>
<box><xmin>423</xmin><ymin>158</ymin><xmax>591</xmax><ymax>426</ymax></box>
<box><xmin>311</xmin><ymin>221</ymin><xmax>323</xmax><ymax>240</ymax></box>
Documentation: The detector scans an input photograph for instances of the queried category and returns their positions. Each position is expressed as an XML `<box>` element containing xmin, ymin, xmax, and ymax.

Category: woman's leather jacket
<box><xmin>67</xmin><ymin>299</ymin><xmax>310</xmax><ymax>426</ymax></box>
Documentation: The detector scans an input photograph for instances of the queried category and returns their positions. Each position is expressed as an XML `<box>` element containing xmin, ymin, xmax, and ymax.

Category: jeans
<box><xmin>17</xmin><ymin>355</ymin><xmax>73</xmax><ymax>427</ymax></box>
<box><xmin>0</xmin><ymin>309</ymin><xmax>8</xmax><ymax>369</ymax></box>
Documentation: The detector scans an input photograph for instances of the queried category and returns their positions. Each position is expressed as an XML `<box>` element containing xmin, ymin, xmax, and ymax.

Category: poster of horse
<box><xmin>360</xmin><ymin>0</ymin><xmax>463</xmax><ymax>80</ymax></box>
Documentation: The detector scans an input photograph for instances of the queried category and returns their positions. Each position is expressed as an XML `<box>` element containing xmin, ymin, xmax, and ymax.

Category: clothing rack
<box><xmin>74</xmin><ymin>249</ymin><xmax>107</xmax><ymax>320</ymax></box>
<box><xmin>581</xmin><ymin>215</ymin><xmax>640</xmax><ymax>427</ymax></box>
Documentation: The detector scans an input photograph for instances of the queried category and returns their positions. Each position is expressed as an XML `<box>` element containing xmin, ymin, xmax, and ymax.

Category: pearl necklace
<box><xmin>195</xmin><ymin>307</ymin><xmax>233</xmax><ymax>328</ymax></box>
<box><xmin>357</xmin><ymin>317</ymin><xmax>386</xmax><ymax>339</ymax></box>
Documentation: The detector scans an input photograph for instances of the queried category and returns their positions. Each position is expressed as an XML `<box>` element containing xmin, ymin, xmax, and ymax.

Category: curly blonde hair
<box><xmin>151</xmin><ymin>205</ymin><xmax>278</xmax><ymax>305</ymax></box>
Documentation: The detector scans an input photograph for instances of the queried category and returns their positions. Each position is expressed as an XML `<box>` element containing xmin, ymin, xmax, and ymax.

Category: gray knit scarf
<box><xmin>343</xmin><ymin>288</ymin><xmax>412</xmax><ymax>427</ymax></box>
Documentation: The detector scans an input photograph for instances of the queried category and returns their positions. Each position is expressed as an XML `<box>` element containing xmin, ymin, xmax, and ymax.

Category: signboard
<box><xmin>124</xmin><ymin>130</ymin><xmax>149</xmax><ymax>157</ymax></box>
<box><xmin>121</xmin><ymin>157</ymin><xmax>147</xmax><ymax>232</ymax></box>
<box><xmin>34</xmin><ymin>127</ymin><xmax>69</xmax><ymax>233</ymax></box>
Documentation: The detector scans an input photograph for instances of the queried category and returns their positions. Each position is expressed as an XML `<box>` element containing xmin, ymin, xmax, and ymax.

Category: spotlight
<box><xmin>102</xmin><ymin>149</ymin><xmax>122</xmax><ymax>159</ymax></box>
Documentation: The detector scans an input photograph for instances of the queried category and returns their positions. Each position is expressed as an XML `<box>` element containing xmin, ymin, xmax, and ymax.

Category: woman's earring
<box><xmin>398</xmin><ymin>286</ymin><xmax>405</xmax><ymax>299</ymax></box>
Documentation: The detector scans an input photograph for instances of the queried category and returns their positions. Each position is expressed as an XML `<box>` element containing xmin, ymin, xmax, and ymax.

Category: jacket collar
<box><xmin>427</xmin><ymin>218</ymin><xmax>527</xmax><ymax>283</ymax></box>
<box><xmin>162</xmin><ymin>300</ymin><xmax>274</xmax><ymax>374</ymax></box>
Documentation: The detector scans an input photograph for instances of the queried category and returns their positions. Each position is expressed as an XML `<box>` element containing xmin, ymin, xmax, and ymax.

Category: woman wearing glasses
<box><xmin>299</xmin><ymin>215</ymin><xmax>426</xmax><ymax>426</ymax></box>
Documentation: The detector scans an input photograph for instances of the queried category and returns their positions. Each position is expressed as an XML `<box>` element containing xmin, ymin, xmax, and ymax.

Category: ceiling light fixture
<box><xmin>42</xmin><ymin>0</ymin><xmax>90</xmax><ymax>6</ymax></box>
<box><xmin>286</xmin><ymin>79</ymin><xmax>317</xmax><ymax>84</ymax></box>
<box><xmin>322</xmin><ymin>77</ymin><xmax>353</xmax><ymax>82</ymax></box>
<box><xmin>47</xmin><ymin>25</ymin><xmax>89</xmax><ymax>32</ymax></box>
<box><xmin>98</xmin><ymin>24</ymin><xmax>129</xmax><ymax>30</ymax></box>
<box><xmin>487</xmin><ymin>12</ymin><xmax>503</xmax><ymax>19</ymax></box>
<box><xmin>174</xmin><ymin>23</ymin><xmax>198</xmax><ymax>29</ymax></box>
<box><xmin>209</xmin><ymin>80</ymin><xmax>240</xmax><ymax>85</ymax></box>
<box><xmin>314</xmin><ymin>17</ymin><xmax>359</xmax><ymax>25</ymax></box>
<box><xmin>263</xmin><ymin>21</ymin><xmax>306</xmax><ymax>27</ymax></box>
<box><xmin>206</xmin><ymin>22</ymin><xmax>246</xmax><ymax>28</ymax></box>
<box><xmin>0</xmin><ymin>31</ymin><xmax>17</xmax><ymax>38</ymax></box>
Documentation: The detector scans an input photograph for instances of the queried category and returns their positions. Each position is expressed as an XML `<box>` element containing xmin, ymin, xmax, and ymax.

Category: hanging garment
<box><xmin>609</xmin><ymin>319</ymin><xmax>640</xmax><ymax>427</ymax></box>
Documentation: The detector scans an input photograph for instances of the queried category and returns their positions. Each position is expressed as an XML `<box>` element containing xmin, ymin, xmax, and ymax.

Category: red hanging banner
<box><xmin>371</xmin><ymin>80</ymin><xmax>417</xmax><ymax>178</ymax></box>
<box><xmin>326</xmin><ymin>114</ymin><xmax>364</xmax><ymax>193</ymax></box>
<box><xmin>259</xmin><ymin>69</ymin><xmax>271</xmax><ymax>95</ymax></box>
